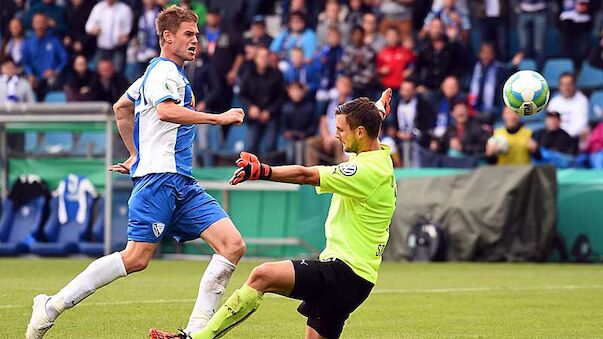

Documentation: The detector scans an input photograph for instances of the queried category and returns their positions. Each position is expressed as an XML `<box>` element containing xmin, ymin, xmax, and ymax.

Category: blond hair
<box><xmin>156</xmin><ymin>5</ymin><xmax>198</xmax><ymax>46</ymax></box>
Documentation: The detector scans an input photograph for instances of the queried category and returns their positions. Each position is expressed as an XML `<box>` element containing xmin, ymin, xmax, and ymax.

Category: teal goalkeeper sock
<box><xmin>191</xmin><ymin>283</ymin><xmax>263</xmax><ymax>339</ymax></box>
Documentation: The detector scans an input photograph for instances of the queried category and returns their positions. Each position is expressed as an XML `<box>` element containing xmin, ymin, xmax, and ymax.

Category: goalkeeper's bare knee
<box><xmin>247</xmin><ymin>262</ymin><xmax>290</xmax><ymax>293</ymax></box>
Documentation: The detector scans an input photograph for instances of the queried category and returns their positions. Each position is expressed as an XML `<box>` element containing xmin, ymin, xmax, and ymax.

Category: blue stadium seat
<box><xmin>45</xmin><ymin>91</ymin><xmax>67</xmax><ymax>103</ymax></box>
<box><xmin>44</xmin><ymin>132</ymin><xmax>74</xmax><ymax>154</ymax></box>
<box><xmin>73</xmin><ymin>132</ymin><xmax>106</xmax><ymax>156</ymax></box>
<box><xmin>205</xmin><ymin>125</ymin><xmax>222</xmax><ymax>151</ymax></box>
<box><xmin>521</xmin><ymin>110</ymin><xmax>546</xmax><ymax>123</ymax></box>
<box><xmin>0</xmin><ymin>197</ymin><xmax>47</xmax><ymax>256</ymax></box>
<box><xmin>518</xmin><ymin>59</ymin><xmax>537</xmax><ymax>71</ymax></box>
<box><xmin>29</xmin><ymin>195</ymin><xmax>94</xmax><ymax>256</ymax></box>
<box><xmin>216</xmin><ymin>124</ymin><xmax>247</xmax><ymax>157</ymax></box>
<box><xmin>577</xmin><ymin>62</ymin><xmax>603</xmax><ymax>90</ymax></box>
<box><xmin>590</xmin><ymin>91</ymin><xmax>603</xmax><ymax>122</ymax></box>
<box><xmin>79</xmin><ymin>193</ymin><xmax>129</xmax><ymax>256</ymax></box>
<box><xmin>543</xmin><ymin>59</ymin><xmax>574</xmax><ymax>90</ymax></box>
<box><xmin>24</xmin><ymin>132</ymin><xmax>40</xmax><ymax>153</ymax></box>
<box><xmin>258</xmin><ymin>123</ymin><xmax>279</xmax><ymax>154</ymax></box>
<box><xmin>26</xmin><ymin>132</ymin><xmax>74</xmax><ymax>154</ymax></box>
<box><xmin>198</xmin><ymin>125</ymin><xmax>223</xmax><ymax>167</ymax></box>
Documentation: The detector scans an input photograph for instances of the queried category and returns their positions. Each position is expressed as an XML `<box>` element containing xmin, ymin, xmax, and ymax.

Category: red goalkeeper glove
<box><xmin>229</xmin><ymin>152</ymin><xmax>272</xmax><ymax>185</ymax></box>
<box><xmin>375</xmin><ymin>88</ymin><xmax>392</xmax><ymax>120</ymax></box>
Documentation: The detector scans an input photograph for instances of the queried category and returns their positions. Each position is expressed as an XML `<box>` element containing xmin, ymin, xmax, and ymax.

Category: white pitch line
<box><xmin>3</xmin><ymin>285</ymin><xmax>603</xmax><ymax>310</ymax></box>
<box><xmin>0</xmin><ymin>298</ymin><xmax>196</xmax><ymax>310</ymax></box>
<box><xmin>371</xmin><ymin>284</ymin><xmax>603</xmax><ymax>294</ymax></box>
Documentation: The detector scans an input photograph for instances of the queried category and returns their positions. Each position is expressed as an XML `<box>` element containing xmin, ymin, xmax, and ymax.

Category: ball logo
<box><xmin>523</xmin><ymin>103</ymin><xmax>531</xmax><ymax>115</ymax></box>
<box><xmin>152</xmin><ymin>222</ymin><xmax>165</xmax><ymax>238</ymax></box>
<box><xmin>338</xmin><ymin>162</ymin><xmax>357</xmax><ymax>176</ymax></box>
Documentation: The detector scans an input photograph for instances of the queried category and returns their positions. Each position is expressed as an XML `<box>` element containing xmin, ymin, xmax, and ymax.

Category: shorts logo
<box><xmin>152</xmin><ymin>222</ymin><xmax>165</xmax><ymax>238</ymax></box>
<box><xmin>319</xmin><ymin>258</ymin><xmax>336</xmax><ymax>262</ymax></box>
<box><xmin>338</xmin><ymin>162</ymin><xmax>357</xmax><ymax>176</ymax></box>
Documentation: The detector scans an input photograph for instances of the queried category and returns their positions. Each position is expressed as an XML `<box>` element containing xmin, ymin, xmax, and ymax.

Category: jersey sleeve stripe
<box><xmin>154</xmin><ymin>94</ymin><xmax>181</xmax><ymax>106</ymax></box>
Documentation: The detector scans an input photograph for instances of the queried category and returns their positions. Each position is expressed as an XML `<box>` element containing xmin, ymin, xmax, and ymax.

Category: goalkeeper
<box><xmin>150</xmin><ymin>89</ymin><xmax>396</xmax><ymax>339</ymax></box>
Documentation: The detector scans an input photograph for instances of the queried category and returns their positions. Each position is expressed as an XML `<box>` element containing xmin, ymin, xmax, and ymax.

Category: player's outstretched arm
<box><xmin>229</xmin><ymin>152</ymin><xmax>319</xmax><ymax>186</ymax></box>
<box><xmin>268</xmin><ymin>165</ymin><xmax>320</xmax><ymax>186</ymax></box>
<box><xmin>156</xmin><ymin>101</ymin><xmax>244</xmax><ymax>126</ymax></box>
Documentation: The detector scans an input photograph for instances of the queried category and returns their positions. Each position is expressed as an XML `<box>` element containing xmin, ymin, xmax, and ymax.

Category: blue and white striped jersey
<box><xmin>125</xmin><ymin>57</ymin><xmax>196</xmax><ymax>178</ymax></box>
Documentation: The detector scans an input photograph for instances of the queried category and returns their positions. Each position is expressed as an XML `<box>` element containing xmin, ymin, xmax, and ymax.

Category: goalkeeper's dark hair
<box><xmin>335</xmin><ymin>97</ymin><xmax>382</xmax><ymax>139</ymax></box>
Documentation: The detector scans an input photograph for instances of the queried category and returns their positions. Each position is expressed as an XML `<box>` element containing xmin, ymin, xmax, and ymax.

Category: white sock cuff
<box><xmin>109</xmin><ymin>252</ymin><xmax>127</xmax><ymax>277</ymax></box>
<box><xmin>211</xmin><ymin>254</ymin><xmax>236</xmax><ymax>270</ymax></box>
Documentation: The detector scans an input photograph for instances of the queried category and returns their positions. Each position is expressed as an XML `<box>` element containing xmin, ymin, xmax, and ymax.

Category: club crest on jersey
<box><xmin>338</xmin><ymin>162</ymin><xmax>357</xmax><ymax>176</ymax></box>
<box><xmin>152</xmin><ymin>222</ymin><xmax>165</xmax><ymax>237</ymax></box>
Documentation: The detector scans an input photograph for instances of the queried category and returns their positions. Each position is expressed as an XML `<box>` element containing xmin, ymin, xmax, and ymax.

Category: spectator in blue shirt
<box><xmin>22</xmin><ymin>12</ymin><xmax>68</xmax><ymax>101</ymax></box>
<box><xmin>280</xmin><ymin>47</ymin><xmax>320</xmax><ymax>98</ymax></box>
<box><xmin>313</xmin><ymin>25</ymin><xmax>344</xmax><ymax>101</ymax></box>
<box><xmin>270</xmin><ymin>11</ymin><xmax>318</xmax><ymax>62</ymax></box>
<box><xmin>468</xmin><ymin>42</ymin><xmax>510</xmax><ymax>124</ymax></box>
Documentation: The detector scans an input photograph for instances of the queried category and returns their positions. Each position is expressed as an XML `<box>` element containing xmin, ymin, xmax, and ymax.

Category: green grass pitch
<box><xmin>2</xmin><ymin>259</ymin><xmax>602</xmax><ymax>338</ymax></box>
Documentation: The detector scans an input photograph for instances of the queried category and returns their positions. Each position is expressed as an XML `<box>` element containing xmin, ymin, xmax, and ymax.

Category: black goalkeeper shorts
<box><xmin>289</xmin><ymin>258</ymin><xmax>374</xmax><ymax>339</ymax></box>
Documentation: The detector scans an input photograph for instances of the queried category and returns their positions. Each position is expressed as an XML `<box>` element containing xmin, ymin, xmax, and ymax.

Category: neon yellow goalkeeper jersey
<box><xmin>315</xmin><ymin>144</ymin><xmax>396</xmax><ymax>284</ymax></box>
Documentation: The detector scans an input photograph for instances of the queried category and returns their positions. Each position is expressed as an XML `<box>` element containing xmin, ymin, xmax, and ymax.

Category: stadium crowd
<box><xmin>1</xmin><ymin>0</ymin><xmax>603</xmax><ymax>169</ymax></box>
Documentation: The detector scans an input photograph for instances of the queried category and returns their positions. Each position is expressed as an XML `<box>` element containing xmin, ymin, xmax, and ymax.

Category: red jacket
<box><xmin>587</xmin><ymin>121</ymin><xmax>603</xmax><ymax>153</ymax></box>
<box><xmin>376</xmin><ymin>45</ymin><xmax>415</xmax><ymax>90</ymax></box>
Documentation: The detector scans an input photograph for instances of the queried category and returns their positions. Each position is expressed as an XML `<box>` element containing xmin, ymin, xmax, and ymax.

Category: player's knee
<box><xmin>132</xmin><ymin>258</ymin><xmax>150</xmax><ymax>272</ymax></box>
<box><xmin>217</xmin><ymin>238</ymin><xmax>246</xmax><ymax>264</ymax></box>
<box><xmin>126</xmin><ymin>257</ymin><xmax>149</xmax><ymax>273</ymax></box>
<box><xmin>121</xmin><ymin>252</ymin><xmax>151</xmax><ymax>273</ymax></box>
<box><xmin>231</xmin><ymin>238</ymin><xmax>246</xmax><ymax>261</ymax></box>
<box><xmin>248</xmin><ymin>263</ymin><xmax>274</xmax><ymax>291</ymax></box>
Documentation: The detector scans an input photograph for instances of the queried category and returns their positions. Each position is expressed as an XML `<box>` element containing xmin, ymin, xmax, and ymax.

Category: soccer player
<box><xmin>26</xmin><ymin>6</ymin><xmax>247</xmax><ymax>339</ymax></box>
<box><xmin>150</xmin><ymin>89</ymin><xmax>396</xmax><ymax>339</ymax></box>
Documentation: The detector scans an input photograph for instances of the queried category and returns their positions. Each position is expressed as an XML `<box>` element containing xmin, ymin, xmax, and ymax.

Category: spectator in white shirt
<box><xmin>85</xmin><ymin>0</ymin><xmax>133</xmax><ymax>72</ymax></box>
<box><xmin>0</xmin><ymin>57</ymin><xmax>35</xmax><ymax>104</ymax></box>
<box><xmin>546</xmin><ymin>72</ymin><xmax>589</xmax><ymax>146</ymax></box>
<box><xmin>1</xmin><ymin>57</ymin><xmax>35</xmax><ymax>153</ymax></box>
